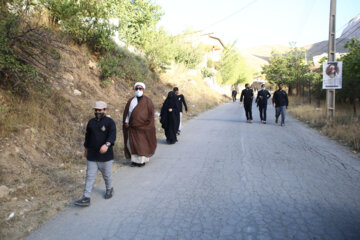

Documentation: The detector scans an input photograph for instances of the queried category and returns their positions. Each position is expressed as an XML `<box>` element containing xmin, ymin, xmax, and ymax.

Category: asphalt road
<box><xmin>25</xmin><ymin>101</ymin><xmax>360</xmax><ymax>240</ymax></box>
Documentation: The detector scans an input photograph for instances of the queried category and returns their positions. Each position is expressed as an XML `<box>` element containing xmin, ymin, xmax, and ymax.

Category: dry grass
<box><xmin>0</xmin><ymin>49</ymin><xmax>227</xmax><ymax>239</ymax></box>
<box><xmin>288</xmin><ymin>96</ymin><xmax>360</xmax><ymax>151</ymax></box>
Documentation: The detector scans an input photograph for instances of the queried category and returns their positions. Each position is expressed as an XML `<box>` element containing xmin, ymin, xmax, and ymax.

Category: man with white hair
<box><xmin>123</xmin><ymin>82</ymin><xmax>157</xmax><ymax>167</ymax></box>
<box><xmin>75</xmin><ymin>101</ymin><xmax>116</xmax><ymax>206</ymax></box>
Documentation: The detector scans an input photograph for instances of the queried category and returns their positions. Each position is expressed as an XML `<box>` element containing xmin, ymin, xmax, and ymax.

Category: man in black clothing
<box><xmin>255</xmin><ymin>84</ymin><xmax>271</xmax><ymax>124</ymax></box>
<box><xmin>173</xmin><ymin>87</ymin><xmax>188</xmax><ymax>135</ymax></box>
<box><xmin>240</xmin><ymin>83</ymin><xmax>254</xmax><ymax>123</ymax></box>
<box><xmin>232</xmin><ymin>89</ymin><xmax>237</xmax><ymax>102</ymax></box>
<box><xmin>75</xmin><ymin>101</ymin><xmax>116</xmax><ymax>206</ymax></box>
<box><xmin>272</xmin><ymin>83</ymin><xmax>289</xmax><ymax>126</ymax></box>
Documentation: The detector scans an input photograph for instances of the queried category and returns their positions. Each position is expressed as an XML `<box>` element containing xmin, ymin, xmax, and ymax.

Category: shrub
<box><xmin>174</xmin><ymin>42</ymin><xmax>203</xmax><ymax>69</ymax></box>
<box><xmin>201</xmin><ymin>67</ymin><xmax>214</xmax><ymax>78</ymax></box>
<box><xmin>99</xmin><ymin>47</ymin><xmax>149</xmax><ymax>85</ymax></box>
<box><xmin>0</xmin><ymin>8</ymin><xmax>47</xmax><ymax>96</ymax></box>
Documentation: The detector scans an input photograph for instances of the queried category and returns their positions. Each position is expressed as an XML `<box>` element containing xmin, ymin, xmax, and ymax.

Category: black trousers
<box><xmin>259</xmin><ymin>105</ymin><xmax>267</xmax><ymax>121</ymax></box>
<box><xmin>244</xmin><ymin>103</ymin><xmax>252</xmax><ymax>120</ymax></box>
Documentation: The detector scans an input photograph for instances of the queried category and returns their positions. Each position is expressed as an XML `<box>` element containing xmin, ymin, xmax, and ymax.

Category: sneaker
<box><xmin>105</xmin><ymin>188</ymin><xmax>113</xmax><ymax>199</ymax></box>
<box><xmin>263</xmin><ymin>121</ymin><xmax>266</xmax><ymax>124</ymax></box>
<box><xmin>130</xmin><ymin>162</ymin><xmax>139</xmax><ymax>167</ymax></box>
<box><xmin>275</xmin><ymin>118</ymin><xmax>278</xmax><ymax>124</ymax></box>
<box><xmin>138</xmin><ymin>163</ymin><xmax>146</xmax><ymax>167</ymax></box>
<box><xmin>281</xmin><ymin>123</ymin><xmax>285</xmax><ymax>127</ymax></box>
<box><xmin>75</xmin><ymin>197</ymin><xmax>90</xmax><ymax>207</ymax></box>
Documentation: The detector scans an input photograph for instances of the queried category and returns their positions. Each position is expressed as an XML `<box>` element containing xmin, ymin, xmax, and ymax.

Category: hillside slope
<box><xmin>0</xmin><ymin>31</ymin><xmax>227</xmax><ymax>239</ymax></box>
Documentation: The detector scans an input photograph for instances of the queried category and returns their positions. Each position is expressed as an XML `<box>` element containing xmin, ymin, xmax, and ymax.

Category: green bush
<box><xmin>99</xmin><ymin>47</ymin><xmax>149</xmax><ymax>85</ymax></box>
<box><xmin>0</xmin><ymin>8</ymin><xmax>47</xmax><ymax>96</ymax></box>
<box><xmin>174</xmin><ymin>42</ymin><xmax>203</xmax><ymax>69</ymax></box>
<box><xmin>201</xmin><ymin>67</ymin><xmax>214</xmax><ymax>78</ymax></box>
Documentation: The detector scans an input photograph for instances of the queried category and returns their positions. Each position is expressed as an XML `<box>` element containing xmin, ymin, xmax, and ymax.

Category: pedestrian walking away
<box><xmin>75</xmin><ymin>101</ymin><xmax>116</xmax><ymax>207</ymax></box>
<box><xmin>272</xmin><ymin>83</ymin><xmax>289</xmax><ymax>126</ymax></box>
<box><xmin>160</xmin><ymin>91</ymin><xmax>180</xmax><ymax>144</ymax></box>
<box><xmin>255</xmin><ymin>84</ymin><xmax>271</xmax><ymax>124</ymax></box>
<box><xmin>123</xmin><ymin>82</ymin><xmax>157</xmax><ymax>167</ymax></box>
<box><xmin>240</xmin><ymin>83</ymin><xmax>254</xmax><ymax>123</ymax></box>
<box><xmin>232</xmin><ymin>89</ymin><xmax>237</xmax><ymax>102</ymax></box>
<box><xmin>173</xmin><ymin>87</ymin><xmax>187</xmax><ymax>135</ymax></box>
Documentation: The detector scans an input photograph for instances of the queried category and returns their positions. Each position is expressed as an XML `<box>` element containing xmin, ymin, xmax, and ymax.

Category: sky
<box><xmin>154</xmin><ymin>0</ymin><xmax>360</xmax><ymax>50</ymax></box>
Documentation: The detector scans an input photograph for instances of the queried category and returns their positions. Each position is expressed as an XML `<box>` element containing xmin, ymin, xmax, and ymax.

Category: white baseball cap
<box><xmin>93</xmin><ymin>101</ymin><xmax>107</xmax><ymax>109</ymax></box>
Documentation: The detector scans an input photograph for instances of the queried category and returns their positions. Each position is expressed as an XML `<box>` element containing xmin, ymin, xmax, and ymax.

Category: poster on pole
<box><xmin>322</xmin><ymin>61</ymin><xmax>342</xmax><ymax>89</ymax></box>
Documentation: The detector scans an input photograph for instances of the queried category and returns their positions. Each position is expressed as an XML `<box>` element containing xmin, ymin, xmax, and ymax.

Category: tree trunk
<box><xmin>354</xmin><ymin>100</ymin><xmax>357</xmax><ymax>115</ymax></box>
<box><xmin>288</xmin><ymin>86</ymin><xmax>293</xmax><ymax>96</ymax></box>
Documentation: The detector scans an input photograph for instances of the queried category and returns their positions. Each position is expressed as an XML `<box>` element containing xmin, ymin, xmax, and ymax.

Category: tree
<box><xmin>338</xmin><ymin>38</ymin><xmax>360</xmax><ymax>114</ymax></box>
<box><xmin>218</xmin><ymin>44</ymin><xmax>252</xmax><ymax>85</ymax></box>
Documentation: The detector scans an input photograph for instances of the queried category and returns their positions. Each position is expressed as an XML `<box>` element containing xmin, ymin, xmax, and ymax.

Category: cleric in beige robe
<box><xmin>123</xmin><ymin>82</ymin><xmax>157</xmax><ymax>167</ymax></box>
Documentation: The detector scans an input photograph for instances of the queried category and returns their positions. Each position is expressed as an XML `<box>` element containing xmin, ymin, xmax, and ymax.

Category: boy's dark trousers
<box><xmin>244</xmin><ymin>103</ymin><xmax>252</xmax><ymax>120</ymax></box>
<box><xmin>259</xmin><ymin>104</ymin><xmax>267</xmax><ymax>121</ymax></box>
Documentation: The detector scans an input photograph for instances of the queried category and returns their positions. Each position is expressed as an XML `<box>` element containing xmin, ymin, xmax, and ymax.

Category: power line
<box><xmin>173</xmin><ymin>0</ymin><xmax>259</xmax><ymax>39</ymax></box>
<box><xmin>200</xmin><ymin>0</ymin><xmax>259</xmax><ymax>31</ymax></box>
<box><xmin>311</xmin><ymin>20</ymin><xmax>360</xmax><ymax>55</ymax></box>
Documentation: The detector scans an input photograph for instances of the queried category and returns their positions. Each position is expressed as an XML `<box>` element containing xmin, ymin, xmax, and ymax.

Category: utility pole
<box><xmin>326</xmin><ymin>0</ymin><xmax>336</xmax><ymax>119</ymax></box>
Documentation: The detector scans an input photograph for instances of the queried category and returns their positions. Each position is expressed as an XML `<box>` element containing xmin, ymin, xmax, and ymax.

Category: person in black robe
<box><xmin>160</xmin><ymin>91</ymin><xmax>180</xmax><ymax>144</ymax></box>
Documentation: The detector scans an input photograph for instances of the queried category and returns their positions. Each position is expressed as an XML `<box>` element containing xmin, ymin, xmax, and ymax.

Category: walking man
<box><xmin>255</xmin><ymin>84</ymin><xmax>271</xmax><ymax>124</ymax></box>
<box><xmin>272</xmin><ymin>83</ymin><xmax>289</xmax><ymax>126</ymax></box>
<box><xmin>232</xmin><ymin>89</ymin><xmax>237</xmax><ymax>102</ymax></box>
<box><xmin>240</xmin><ymin>83</ymin><xmax>254</xmax><ymax>123</ymax></box>
<box><xmin>123</xmin><ymin>82</ymin><xmax>157</xmax><ymax>167</ymax></box>
<box><xmin>173</xmin><ymin>87</ymin><xmax>187</xmax><ymax>135</ymax></box>
<box><xmin>75</xmin><ymin>101</ymin><xmax>116</xmax><ymax>206</ymax></box>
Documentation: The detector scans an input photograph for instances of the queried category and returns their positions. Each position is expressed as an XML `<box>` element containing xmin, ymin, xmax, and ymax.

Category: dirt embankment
<box><xmin>0</xmin><ymin>32</ymin><xmax>227</xmax><ymax>239</ymax></box>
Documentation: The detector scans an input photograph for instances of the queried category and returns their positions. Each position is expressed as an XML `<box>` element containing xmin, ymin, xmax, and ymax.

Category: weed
<box><xmin>288</xmin><ymin>96</ymin><xmax>360</xmax><ymax>150</ymax></box>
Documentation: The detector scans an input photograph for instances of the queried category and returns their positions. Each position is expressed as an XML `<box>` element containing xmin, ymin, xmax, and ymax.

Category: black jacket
<box><xmin>84</xmin><ymin>116</ymin><xmax>116</xmax><ymax>162</ymax></box>
<box><xmin>256</xmin><ymin>89</ymin><xmax>271</xmax><ymax>107</ymax></box>
<box><xmin>240</xmin><ymin>89</ymin><xmax>254</xmax><ymax>105</ymax></box>
<box><xmin>176</xmin><ymin>94</ymin><xmax>188</xmax><ymax>112</ymax></box>
<box><xmin>272</xmin><ymin>89</ymin><xmax>289</xmax><ymax>107</ymax></box>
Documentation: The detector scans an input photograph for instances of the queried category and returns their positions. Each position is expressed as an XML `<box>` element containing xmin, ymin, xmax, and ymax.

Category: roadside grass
<box><xmin>288</xmin><ymin>96</ymin><xmax>360</xmax><ymax>151</ymax></box>
<box><xmin>0</xmin><ymin>61</ymin><xmax>228</xmax><ymax>239</ymax></box>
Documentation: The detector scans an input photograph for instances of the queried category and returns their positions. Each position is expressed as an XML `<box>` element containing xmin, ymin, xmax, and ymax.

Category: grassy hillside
<box><xmin>0</xmin><ymin>31</ymin><xmax>227</xmax><ymax>240</ymax></box>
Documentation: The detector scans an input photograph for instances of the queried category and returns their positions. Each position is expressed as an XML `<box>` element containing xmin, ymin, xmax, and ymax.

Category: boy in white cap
<box><xmin>75</xmin><ymin>101</ymin><xmax>116</xmax><ymax>206</ymax></box>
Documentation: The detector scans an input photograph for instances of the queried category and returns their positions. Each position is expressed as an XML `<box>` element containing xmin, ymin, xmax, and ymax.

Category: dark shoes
<box><xmin>75</xmin><ymin>197</ymin><xmax>90</xmax><ymax>207</ymax></box>
<box><xmin>105</xmin><ymin>187</ymin><xmax>114</xmax><ymax>199</ymax></box>
<box><xmin>275</xmin><ymin>118</ymin><xmax>278</xmax><ymax>124</ymax></box>
<box><xmin>131</xmin><ymin>162</ymin><xmax>145</xmax><ymax>167</ymax></box>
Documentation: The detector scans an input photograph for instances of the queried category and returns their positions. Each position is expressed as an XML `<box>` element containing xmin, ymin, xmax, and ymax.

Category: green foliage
<box><xmin>337</xmin><ymin>38</ymin><xmax>360</xmax><ymax>112</ymax></box>
<box><xmin>139</xmin><ymin>27</ymin><xmax>174</xmax><ymax>71</ymax></box>
<box><xmin>173</xmin><ymin>41</ymin><xmax>203</xmax><ymax>69</ymax></box>
<box><xmin>201</xmin><ymin>67</ymin><xmax>214</xmax><ymax>78</ymax></box>
<box><xmin>99</xmin><ymin>46</ymin><xmax>149</xmax><ymax>85</ymax></box>
<box><xmin>0</xmin><ymin>5</ymin><xmax>46</xmax><ymax>95</ymax></box>
<box><xmin>262</xmin><ymin>47</ymin><xmax>312</xmax><ymax>95</ymax></box>
<box><xmin>218</xmin><ymin>45</ymin><xmax>252</xmax><ymax>85</ymax></box>
<box><xmin>40</xmin><ymin>0</ymin><xmax>119</xmax><ymax>52</ymax></box>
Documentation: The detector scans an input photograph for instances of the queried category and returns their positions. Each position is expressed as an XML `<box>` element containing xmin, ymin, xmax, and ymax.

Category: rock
<box><xmin>88</xmin><ymin>60</ymin><xmax>97</xmax><ymax>70</ymax></box>
<box><xmin>0</xmin><ymin>185</ymin><xmax>10</xmax><ymax>199</ymax></box>
<box><xmin>63</xmin><ymin>73</ymin><xmax>74</xmax><ymax>82</ymax></box>
<box><xmin>6</xmin><ymin>212</ymin><xmax>15</xmax><ymax>221</ymax></box>
<box><xmin>74</xmin><ymin>89</ymin><xmax>82</xmax><ymax>96</ymax></box>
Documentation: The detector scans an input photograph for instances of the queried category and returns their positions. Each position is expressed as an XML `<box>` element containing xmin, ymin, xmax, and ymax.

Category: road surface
<box><xmin>26</xmin><ymin>102</ymin><xmax>360</xmax><ymax>240</ymax></box>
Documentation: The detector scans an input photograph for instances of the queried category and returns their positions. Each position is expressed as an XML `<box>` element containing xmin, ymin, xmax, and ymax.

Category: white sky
<box><xmin>154</xmin><ymin>0</ymin><xmax>360</xmax><ymax>49</ymax></box>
